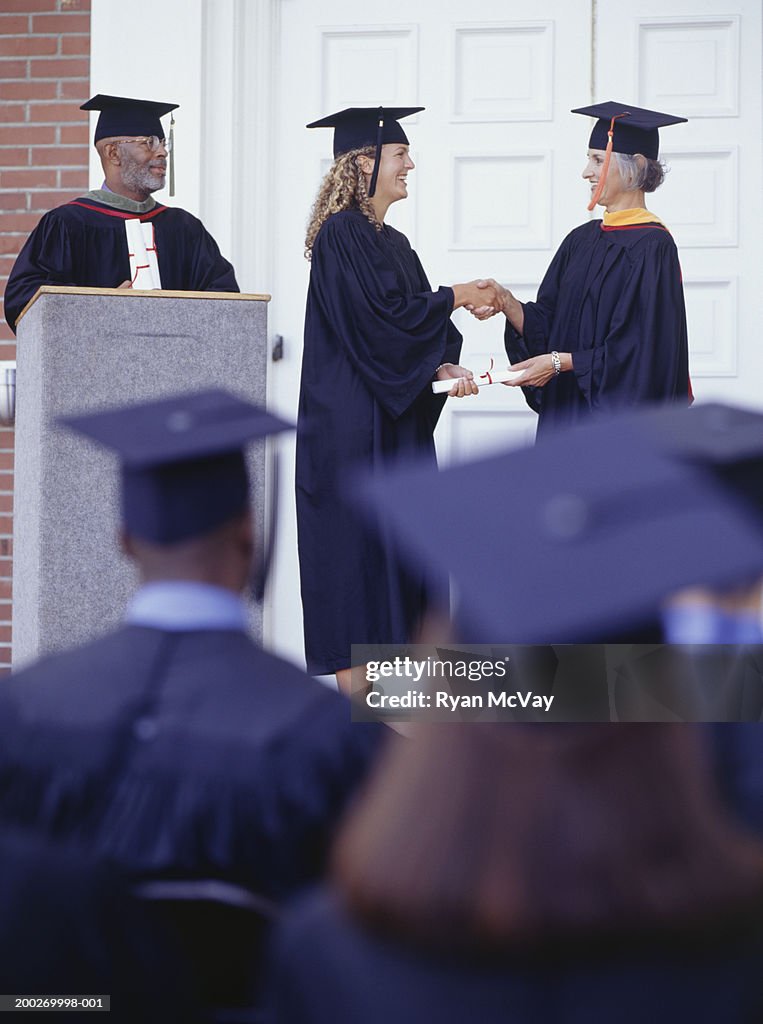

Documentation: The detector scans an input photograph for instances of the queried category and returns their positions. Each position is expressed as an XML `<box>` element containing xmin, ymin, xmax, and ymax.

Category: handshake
<box><xmin>452</xmin><ymin>279</ymin><xmax>511</xmax><ymax>321</ymax></box>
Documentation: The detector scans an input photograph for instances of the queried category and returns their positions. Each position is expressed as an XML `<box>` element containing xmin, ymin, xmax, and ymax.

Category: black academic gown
<box><xmin>296</xmin><ymin>208</ymin><xmax>462</xmax><ymax>675</ymax></box>
<box><xmin>267</xmin><ymin>888</ymin><xmax>763</xmax><ymax>1024</ymax></box>
<box><xmin>3</xmin><ymin>194</ymin><xmax>238</xmax><ymax>332</ymax></box>
<box><xmin>0</xmin><ymin>830</ymin><xmax>201</xmax><ymax>1024</ymax></box>
<box><xmin>709</xmin><ymin>716</ymin><xmax>763</xmax><ymax>838</ymax></box>
<box><xmin>505</xmin><ymin>219</ymin><xmax>690</xmax><ymax>438</ymax></box>
<box><xmin>0</xmin><ymin>627</ymin><xmax>384</xmax><ymax>900</ymax></box>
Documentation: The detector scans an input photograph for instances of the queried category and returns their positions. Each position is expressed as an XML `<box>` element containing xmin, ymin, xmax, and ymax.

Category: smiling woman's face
<box><xmin>362</xmin><ymin>143</ymin><xmax>415</xmax><ymax>206</ymax></box>
<box><xmin>582</xmin><ymin>148</ymin><xmax>626</xmax><ymax>208</ymax></box>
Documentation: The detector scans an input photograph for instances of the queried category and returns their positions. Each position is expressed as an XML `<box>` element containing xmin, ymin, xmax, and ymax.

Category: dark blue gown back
<box><xmin>0</xmin><ymin>626</ymin><xmax>384</xmax><ymax>900</ymax></box>
<box><xmin>267</xmin><ymin>888</ymin><xmax>763</xmax><ymax>1024</ymax></box>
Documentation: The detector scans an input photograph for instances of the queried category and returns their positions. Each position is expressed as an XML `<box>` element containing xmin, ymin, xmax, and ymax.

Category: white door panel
<box><xmin>596</xmin><ymin>0</ymin><xmax>762</xmax><ymax>407</ymax></box>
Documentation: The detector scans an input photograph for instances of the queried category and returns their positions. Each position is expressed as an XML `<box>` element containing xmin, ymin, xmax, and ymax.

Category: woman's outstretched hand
<box><xmin>502</xmin><ymin>354</ymin><xmax>564</xmax><ymax>388</ymax></box>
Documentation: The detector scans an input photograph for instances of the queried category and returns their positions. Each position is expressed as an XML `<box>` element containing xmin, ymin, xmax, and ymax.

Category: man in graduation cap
<box><xmin>4</xmin><ymin>95</ymin><xmax>238</xmax><ymax>333</ymax></box>
<box><xmin>471</xmin><ymin>101</ymin><xmax>691</xmax><ymax>436</ymax></box>
<box><xmin>0</xmin><ymin>389</ymin><xmax>384</xmax><ymax>902</ymax></box>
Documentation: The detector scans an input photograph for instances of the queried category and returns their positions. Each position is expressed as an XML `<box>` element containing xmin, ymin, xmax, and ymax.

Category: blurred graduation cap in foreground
<box><xmin>633</xmin><ymin>401</ymin><xmax>763</xmax><ymax>523</ymax></box>
<box><xmin>307</xmin><ymin>105</ymin><xmax>423</xmax><ymax>197</ymax></box>
<box><xmin>353</xmin><ymin>409</ymin><xmax>763</xmax><ymax>645</ymax></box>
<box><xmin>59</xmin><ymin>389</ymin><xmax>292</xmax><ymax>550</ymax></box>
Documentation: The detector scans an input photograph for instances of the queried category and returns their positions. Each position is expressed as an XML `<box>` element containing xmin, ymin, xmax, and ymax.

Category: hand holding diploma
<box><xmin>503</xmin><ymin>352</ymin><xmax>573</xmax><ymax>388</ymax></box>
<box><xmin>432</xmin><ymin>357</ymin><xmax>525</xmax><ymax>394</ymax></box>
<box><xmin>433</xmin><ymin>363</ymin><xmax>480</xmax><ymax>397</ymax></box>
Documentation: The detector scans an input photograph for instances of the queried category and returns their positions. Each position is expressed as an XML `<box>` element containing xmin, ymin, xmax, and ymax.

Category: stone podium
<box><xmin>12</xmin><ymin>286</ymin><xmax>272</xmax><ymax>668</ymax></box>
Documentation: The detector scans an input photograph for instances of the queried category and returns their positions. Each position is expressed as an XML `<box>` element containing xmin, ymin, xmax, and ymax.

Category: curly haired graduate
<box><xmin>297</xmin><ymin>106</ymin><xmax>501</xmax><ymax>688</ymax></box>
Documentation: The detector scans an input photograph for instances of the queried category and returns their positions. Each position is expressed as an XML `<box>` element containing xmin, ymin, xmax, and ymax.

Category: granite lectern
<box><xmin>12</xmin><ymin>286</ymin><xmax>271</xmax><ymax>667</ymax></box>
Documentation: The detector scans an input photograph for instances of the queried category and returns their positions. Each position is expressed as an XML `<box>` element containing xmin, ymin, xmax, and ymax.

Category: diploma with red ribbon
<box><xmin>125</xmin><ymin>218</ymin><xmax>162</xmax><ymax>290</ymax></box>
<box><xmin>431</xmin><ymin>356</ymin><xmax>525</xmax><ymax>394</ymax></box>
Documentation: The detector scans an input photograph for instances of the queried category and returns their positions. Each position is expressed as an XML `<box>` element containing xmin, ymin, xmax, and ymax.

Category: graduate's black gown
<box><xmin>0</xmin><ymin>830</ymin><xmax>202</xmax><ymax>1024</ymax></box>
<box><xmin>710</xmin><ymin>717</ymin><xmax>763</xmax><ymax>838</ymax></box>
<box><xmin>505</xmin><ymin>219</ymin><xmax>690</xmax><ymax>437</ymax></box>
<box><xmin>266</xmin><ymin>888</ymin><xmax>763</xmax><ymax>1024</ymax></box>
<box><xmin>0</xmin><ymin>626</ymin><xmax>384</xmax><ymax>901</ymax></box>
<box><xmin>296</xmin><ymin>208</ymin><xmax>462</xmax><ymax>676</ymax></box>
<box><xmin>3</xmin><ymin>194</ymin><xmax>238</xmax><ymax>332</ymax></box>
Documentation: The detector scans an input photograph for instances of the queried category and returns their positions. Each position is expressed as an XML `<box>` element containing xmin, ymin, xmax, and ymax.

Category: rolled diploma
<box><xmin>432</xmin><ymin>368</ymin><xmax>525</xmax><ymax>394</ymax></box>
<box><xmin>143</xmin><ymin>222</ymin><xmax>162</xmax><ymax>288</ymax></box>
<box><xmin>125</xmin><ymin>218</ymin><xmax>158</xmax><ymax>289</ymax></box>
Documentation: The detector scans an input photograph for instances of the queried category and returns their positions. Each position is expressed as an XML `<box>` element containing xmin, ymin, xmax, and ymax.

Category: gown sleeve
<box><xmin>3</xmin><ymin>211</ymin><xmax>76</xmax><ymax>333</ymax></box>
<box><xmin>310</xmin><ymin>214</ymin><xmax>457</xmax><ymax>420</ymax></box>
<box><xmin>570</xmin><ymin>236</ymin><xmax>689</xmax><ymax>410</ymax></box>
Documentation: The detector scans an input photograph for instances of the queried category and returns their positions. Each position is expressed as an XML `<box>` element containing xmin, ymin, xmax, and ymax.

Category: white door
<box><xmin>597</xmin><ymin>0</ymin><xmax>763</xmax><ymax>406</ymax></box>
<box><xmin>87</xmin><ymin>0</ymin><xmax>763</xmax><ymax>671</ymax></box>
<box><xmin>268</xmin><ymin>0</ymin><xmax>593</xmax><ymax>668</ymax></box>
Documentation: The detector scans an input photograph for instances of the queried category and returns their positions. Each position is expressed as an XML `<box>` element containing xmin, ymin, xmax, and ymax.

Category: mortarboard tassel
<box><xmin>169</xmin><ymin>111</ymin><xmax>175</xmax><ymax>198</ymax></box>
<box><xmin>368</xmin><ymin>107</ymin><xmax>384</xmax><ymax>198</ymax></box>
<box><xmin>587</xmin><ymin>112</ymin><xmax>627</xmax><ymax>212</ymax></box>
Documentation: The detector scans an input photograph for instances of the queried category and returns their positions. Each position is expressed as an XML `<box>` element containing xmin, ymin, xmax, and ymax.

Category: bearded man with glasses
<box><xmin>4</xmin><ymin>94</ymin><xmax>238</xmax><ymax>334</ymax></box>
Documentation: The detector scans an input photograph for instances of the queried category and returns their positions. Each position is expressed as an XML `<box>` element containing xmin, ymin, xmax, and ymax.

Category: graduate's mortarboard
<box><xmin>59</xmin><ymin>389</ymin><xmax>292</xmax><ymax>546</ymax></box>
<box><xmin>354</xmin><ymin>417</ymin><xmax>763</xmax><ymax>644</ymax></box>
<box><xmin>306</xmin><ymin>106</ymin><xmax>423</xmax><ymax>197</ymax></box>
<box><xmin>572</xmin><ymin>100</ymin><xmax>687</xmax><ymax>211</ymax></box>
<box><xmin>81</xmin><ymin>93</ymin><xmax>179</xmax><ymax>144</ymax></box>
<box><xmin>633</xmin><ymin>402</ymin><xmax>763</xmax><ymax>524</ymax></box>
<box><xmin>572</xmin><ymin>101</ymin><xmax>686</xmax><ymax>159</ymax></box>
<box><xmin>82</xmin><ymin>93</ymin><xmax>180</xmax><ymax>195</ymax></box>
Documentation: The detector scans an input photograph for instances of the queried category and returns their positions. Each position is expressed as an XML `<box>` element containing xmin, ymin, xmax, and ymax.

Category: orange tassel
<box><xmin>587</xmin><ymin>113</ymin><xmax>627</xmax><ymax>212</ymax></box>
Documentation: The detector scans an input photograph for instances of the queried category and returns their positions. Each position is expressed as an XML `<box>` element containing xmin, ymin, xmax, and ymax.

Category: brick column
<box><xmin>0</xmin><ymin>0</ymin><xmax>91</xmax><ymax>670</ymax></box>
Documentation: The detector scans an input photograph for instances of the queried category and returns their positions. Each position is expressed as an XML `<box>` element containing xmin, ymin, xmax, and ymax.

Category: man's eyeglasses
<box><xmin>117</xmin><ymin>136</ymin><xmax>172</xmax><ymax>153</ymax></box>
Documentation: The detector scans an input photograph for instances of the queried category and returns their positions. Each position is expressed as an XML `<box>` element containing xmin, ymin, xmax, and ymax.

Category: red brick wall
<box><xmin>0</xmin><ymin>0</ymin><xmax>91</xmax><ymax>669</ymax></box>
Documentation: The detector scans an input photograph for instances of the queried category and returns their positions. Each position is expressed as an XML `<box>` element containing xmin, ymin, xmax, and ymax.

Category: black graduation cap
<box><xmin>353</xmin><ymin>416</ymin><xmax>763</xmax><ymax>645</ymax></box>
<box><xmin>306</xmin><ymin>105</ymin><xmax>423</xmax><ymax>197</ymax></box>
<box><xmin>628</xmin><ymin>402</ymin><xmax>763</xmax><ymax>523</ymax></box>
<box><xmin>571</xmin><ymin>100</ymin><xmax>687</xmax><ymax>160</ymax></box>
<box><xmin>59</xmin><ymin>389</ymin><xmax>292</xmax><ymax>545</ymax></box>
<box><xmin>81</xmin><ymin>93</ymin><xmax>179</xmax><ymax>144</ymax></box>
